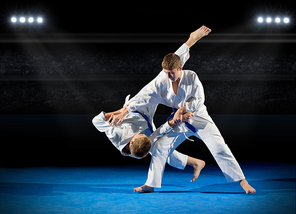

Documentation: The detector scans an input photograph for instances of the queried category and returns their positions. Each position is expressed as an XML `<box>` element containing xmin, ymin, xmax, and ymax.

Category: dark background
<box><xmin>0</xmin><ymin>1</ymin><xmax>295</xmax><ymax>167</ymax></box>
<box><xmin>0</xmin><ymin>1</ymin><xmax>296</xmax><ymax>34</ymax></box>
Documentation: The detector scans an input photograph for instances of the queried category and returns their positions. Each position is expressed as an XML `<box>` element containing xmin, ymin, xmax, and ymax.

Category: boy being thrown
<box><xmin>92</xmin><ymin>90</ymin><xmax>200</xmax><ymax>180</ymax></box>
<box><xmin>110</xmin><ymin>26</ymin><xmax>256</xmax><ymax>194</ymax></box>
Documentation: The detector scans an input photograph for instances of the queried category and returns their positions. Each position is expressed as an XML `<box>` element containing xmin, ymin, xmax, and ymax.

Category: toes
<box><xmin>191</xmin><ymin>176</ymin><xmax>198</xmax><ymax>183</ymax></box>
<box><xmin>134</xmin><ymin>187</ymin><xmax>142</xmax><ymax>192</ymax></box>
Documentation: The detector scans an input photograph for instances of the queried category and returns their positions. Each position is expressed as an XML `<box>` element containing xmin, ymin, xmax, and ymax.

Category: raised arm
<box><xmin>108</xmin><ymin>78</ymin><xmax>160</xmax><ymax>127</ymax></box>
<box><xmin>185</xmin><ymin>25</ymin><xmax>211</xmax><ymax>48</ymax></box>
<box><xmin>109</xmin><ymin>27</ymin><xmax>210</xmax><ymax>127</ymax></box>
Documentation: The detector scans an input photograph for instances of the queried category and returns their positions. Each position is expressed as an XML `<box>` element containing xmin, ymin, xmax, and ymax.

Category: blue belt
<box><xmin>167</xmin><ymin>108</ymin><xmax>197</xmax><ymax>133</ymax></box>
<box><xmin>132</xmin><ymin>111</ymin><xmax>154</xmax><ymax>133</ymax></box>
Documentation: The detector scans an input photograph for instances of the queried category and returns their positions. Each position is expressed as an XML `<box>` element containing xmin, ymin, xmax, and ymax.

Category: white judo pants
<box><xmin>164</xmin><ymin>150</ymin><xmax>188</xmax><ymax>170</ymax></box>
<box><xmin>145</xmin><ymin>115</ymin><xmax>245</xmax><ymax>188</ymax></box>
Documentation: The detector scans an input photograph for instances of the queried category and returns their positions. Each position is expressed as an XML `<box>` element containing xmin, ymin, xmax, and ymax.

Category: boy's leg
<box><xmin>190</xmin><ymin>116</ymin><xmax>255</xmax><ymax>193</ymax></box>
<box><xmin>134</xmin><ymin>155</ymin><xmax>206</xmax><ymax>192</ymax></box>
<box><xmin>134</xmin><ymin>132</ymin><xmax>187</xmax><ymax>192</ymax></box>
<box><xmin>135</xmin><ymin>130</ymin><xmax>207</xmax><ymax>192</ymax></box>
<box><xmin>144</xmin><ymin>132</ymin><xmax>188</xmax><ymax>189</ymax></box>
<box><xmin>187</xmin><ymin>156</ymin><xmax>206</xmax><ymax>183</ymax></box>
<box><xmin>167</xmin><ymin>150</ymin><xmax>205</xmax><ymax>183</ymax></box>
<box><xmin>166</xmin><ymin>150</ymin><xmax>187</xmax><ymax>170</ymax></box>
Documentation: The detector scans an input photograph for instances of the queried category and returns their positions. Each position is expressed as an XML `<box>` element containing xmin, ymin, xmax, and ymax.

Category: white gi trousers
<box><xmin>146</xmin><ymin>114</ymin><xmax>246</xmax><ymax>188</ymax></box>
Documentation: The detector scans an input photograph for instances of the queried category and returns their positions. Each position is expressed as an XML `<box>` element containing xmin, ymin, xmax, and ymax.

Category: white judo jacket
<box><xmin>92</xmin><ymin>97</ymin><xmax>172</xmax><ymax>158</ymax></box>
<box><xmin>126</xmin><ymin>43</ymin><xmax>211</xmax><ymax>125</ymax></box>
<box><xmin>92</xmin><ymin>43</ymin><xmax>194</xmax><ymax>158</ymax></box>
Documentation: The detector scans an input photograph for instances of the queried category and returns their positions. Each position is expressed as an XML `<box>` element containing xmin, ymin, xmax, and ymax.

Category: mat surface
<box><xmin>0</xmin><ymin>162</ymin><xmax>295</xmax><ymax>214</ymax></box>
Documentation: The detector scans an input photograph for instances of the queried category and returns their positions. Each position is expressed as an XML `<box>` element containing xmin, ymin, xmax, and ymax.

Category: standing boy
<box><xmin>110</xmin><ymin>26</ymin><xmax>256</xmax><ymax>194</ymax></box>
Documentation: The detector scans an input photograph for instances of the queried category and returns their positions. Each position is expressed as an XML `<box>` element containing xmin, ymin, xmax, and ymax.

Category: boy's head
<box><xmin>130</xmin><ymin>134</ymin><xmax>152</xmax><ymax>158</ymax></box>
<box><xmin>161</xmin><ymin>53</ymin><xmax>182</xmax><ymax>82</ymax></box>
<box><xmin>162</xmin><ymin>53</ymin><xmax>182</xmax><ymax>70</ymax></box>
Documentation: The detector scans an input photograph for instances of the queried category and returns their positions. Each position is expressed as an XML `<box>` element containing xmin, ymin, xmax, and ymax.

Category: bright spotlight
<box><xmin>37</xmin><ymin>17</ymin><xmax>43</xmax><ymax>23</ymax></box>
<box><xmin>266</xmin><ymin>17</ymin><xmax>272</xmax><ymax>23</ymax></box>
<box><xmin>275</xmin><ymin>17</ymin><xmax>281</xmax><ymax>23</ymax></box>
<box><xmin>283</xmin><ymin>17</ymin><xmax>290</xmax><ymax>23</ymax></box>
<box><xmin>28</xmin><ymin>17</ymin><xmax>34</xmax><ymax>23</ymax></box>
<box><xmin>11</xmin><ymin>17</ymin><xmax>17</xmax><ymax>23</ymax></box>
<box><xmin>20</xmin><ymin>17</ymin><xmax>26</xmax><ymax>23</ymax></box>
<box><xmin>257</xmin><ymin>17</ymin><xmax>263</xmax><ymax>23</ymax></box>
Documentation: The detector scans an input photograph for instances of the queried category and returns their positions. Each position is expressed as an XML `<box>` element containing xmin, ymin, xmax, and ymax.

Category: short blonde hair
<box><xmin>131</xmin><ymin>136</ymin><xmax>152</xmax><ymax>158</ymax></box>
<box><xmin>161</xmin><ymin>53</ymin><xmax>182</xmax><ymax>70</ymax></box>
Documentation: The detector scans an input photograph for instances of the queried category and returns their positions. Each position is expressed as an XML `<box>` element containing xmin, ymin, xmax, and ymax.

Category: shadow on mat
<box><xmin>0</xmin><ymin>183</ymin><xmax>183</xmax><ymax>196</ymax></box>
<box><xmin>0</xmin><ymin>178</ymin><xmax>294</xmax><ymax>196</ymax></box>
<box><xmin>157</xmin><ymin>178</ymin><xmax>296</xmax><ymax>195</ymax></box>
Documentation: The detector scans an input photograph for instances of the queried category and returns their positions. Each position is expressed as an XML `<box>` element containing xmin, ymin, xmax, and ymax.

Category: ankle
<box><xmin>240</xmin><ymin>179</ymin><xmax>248</xmax><ymax>185</ymax></box>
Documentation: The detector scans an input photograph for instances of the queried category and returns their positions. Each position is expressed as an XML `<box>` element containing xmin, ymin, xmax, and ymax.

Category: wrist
<box><xmin>104</xmin><ymin>112</ymin><xmax>111</xmax><ymax>121</ymax></box>
<box><xmin>122</xmin><ymin>107</ymin><xmax>128</xmax><ymax>117</ymax></box>
<box><xmin>168</xmin><ymin>120</ymin><xmax>175</xmax><ymax>128</ymax></box>
<box><xmin>178</xmin><ymin>106</ymin><xmax>186</xmax><ymax>114</ymax></box>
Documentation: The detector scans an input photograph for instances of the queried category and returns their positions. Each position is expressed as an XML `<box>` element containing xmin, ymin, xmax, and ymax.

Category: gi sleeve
<box><xmin>126</xmin><ymin>73</ymin><xmax>163</xmax><ymax>113</ymax></box>
<box><xmin>174</xmin><ymin>43</ymin><xmax>190</xmax><ymax>67</ymax></box>
<box><xmin>149</xmin><ymin>121</ymin><xmax>172</xmax><ymax>145</ymax></box>
<box><xmin>92</xmin><ymin>111</ymin><xmax>111</xmax><ymax>132</ymax></box>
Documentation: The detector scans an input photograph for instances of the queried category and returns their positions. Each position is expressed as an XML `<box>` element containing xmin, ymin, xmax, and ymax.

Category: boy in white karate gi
<box><xmin>92</xmin><ymin>95</ymin><xmax>201</xmax><ymax>176</ymax></box>
<box><xmin>110</xmin><ymin>26</ymin><xmax>256</xmax><ymax>194</ymax></box>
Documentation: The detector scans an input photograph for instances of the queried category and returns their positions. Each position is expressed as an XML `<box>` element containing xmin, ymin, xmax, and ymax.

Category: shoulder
<box><xmin>154</xmin><ymin>70</ymin><xmax>169</xmax><ymax>86</ymax></box>
<box><xmin>158</xmin><ymin>70</ymin><xmax>167</xmax><ymax>79</ymax></box>
<box><xmin>182</xmin><ymin>70</ymin><xmax>202</xmax><ymax>85</ymax></box>
<box><xmin>183</xmin><ymin>70</ymin><xmax>198</xmax><ymax>78</ymax></box>
<box><xmin>145</xmin><ymin>71</ymin><xmax>166</xmax><ymax>85</ymax></box>
<box><xmin>183</xmin><ymin>69</ymin><xmax>196</xmax><ymax>74</ymax></box>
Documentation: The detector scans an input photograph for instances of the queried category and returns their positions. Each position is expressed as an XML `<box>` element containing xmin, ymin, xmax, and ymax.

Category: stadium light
<box><xmin>20</xmin><ymin>17</ymin><xmax>26</xmax><ymax>23</ymax></box>
<box><xmin>283</xmin><ymin>17</ymin><xmax>289</xmax><ymax>23</ymax></box>
<box><xmin>37</xmin><ymin>17</ymin><xmax>43</xmax><ymax>23</ymax></box>
<box><xmin>257</xmin><ymin>17</ymin><xmax>263</xmax><ymax>23</ymax></box>
<box><xmin>266</xmin><ymin>17</ymin><xmax>272</xmax><ymax>23</ymax></box>
<box><xmin>256</xmin><ymin>16</ymin><xmax>290</xmax><ymax>25</ymax></box>
<box><xmin>10</xmin><ymin>16</ymin><xmax>44</xmax><ymax>24</ymax></box>
<box><xmin>28</xmin><ymin>17</ymin><xmax>34</xmax><ymax>23</ymax></box>
<box><xmin>11</xmin><ymin>17</ymin><xmax>17</xmax><ymax>23</ymax></box>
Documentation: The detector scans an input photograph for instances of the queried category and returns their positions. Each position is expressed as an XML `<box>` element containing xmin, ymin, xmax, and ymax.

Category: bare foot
<box><xmin>190</xmin><ymin>25</ymin><xmax>211</xmax><ymax>41</ymax></box>
<box><xmin>186</xmin><ymin>26</ymin><xmax>211</xmax><ymax>48</ymax></box>
<box><xmin>134</xmin><ymin>185</ymin><xmax>154</xmax><ymax>193</ymax></box>
<box><xmin>240</xmin><ymin>179</ymin><xmax>256</xmax><ymax>194</ymax></box>
<box><xmin>187</xmin><ymin>157</ymin><xmax>205</xmax><ymax>183</ymax></box>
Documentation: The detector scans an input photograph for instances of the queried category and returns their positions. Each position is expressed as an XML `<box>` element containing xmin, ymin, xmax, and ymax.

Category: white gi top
<box><xmin>92</xmin><ymin>101</ymin><xmax>172</xmax><ymax>158</ymax></box>
<box><xmin>92</xmin><ymin>43</ymin><xmax>195</xmax><ymax>157</ymax></box>
<box><xmin>126</xmin><ymin>43</ymin><xmax>209</xmax><ymax>122</ymax></box>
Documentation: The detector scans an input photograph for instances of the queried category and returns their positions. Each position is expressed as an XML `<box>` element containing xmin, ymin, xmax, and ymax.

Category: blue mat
<box><xmin>0</xmin><ymin>162</ymin><xmax>295</xmax><ymax>214</ymax></box>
